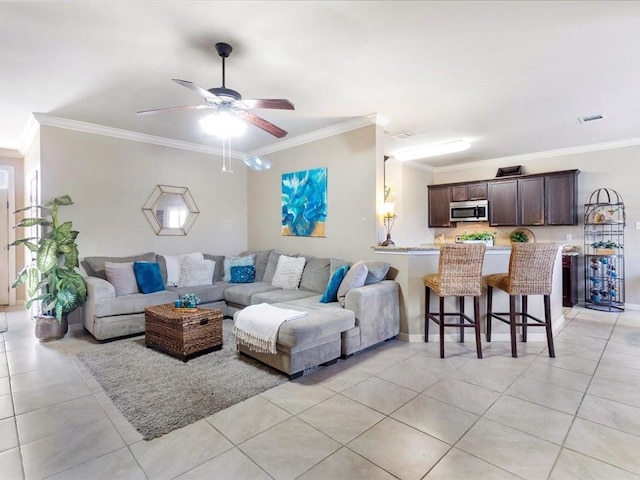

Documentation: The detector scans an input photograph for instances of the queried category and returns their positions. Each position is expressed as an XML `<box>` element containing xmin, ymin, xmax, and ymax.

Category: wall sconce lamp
<box><xmin>381</xmin><ymin>202</ymin><xmax>397</xmax><ymax>247</ymax></box>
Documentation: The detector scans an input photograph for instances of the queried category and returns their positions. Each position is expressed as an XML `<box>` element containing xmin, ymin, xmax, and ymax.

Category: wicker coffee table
<box><xmin>145</xmin><ymin>304</ymin><xmax>223</xmax><ymax>362</ymax></box>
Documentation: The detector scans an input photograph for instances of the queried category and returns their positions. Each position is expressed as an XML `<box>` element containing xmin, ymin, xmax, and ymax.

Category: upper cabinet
<box><xmin>545</xmin><ymin>171</ymin><xmax>578</xmax><ymax>225</ymax></box>
<box><xmin>488</xmin><ymin>180</ymin><xmax>518</xmax><ymax>226</ymax></box>
<box><xmin>427</xmin><ymin>185</ymin><xmax>452</xmax><ymax>228</ymax></box>
<box><xmin>428</xmin><ymin>169</ymin><xmax>579</xmax><ymax>228</ymax></box>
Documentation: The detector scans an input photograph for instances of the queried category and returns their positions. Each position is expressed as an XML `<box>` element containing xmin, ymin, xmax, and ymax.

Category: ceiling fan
<box><xmin>137</xmin><ymin>42</ymin><xmax>294</xmax><ymax>138</ymax></box>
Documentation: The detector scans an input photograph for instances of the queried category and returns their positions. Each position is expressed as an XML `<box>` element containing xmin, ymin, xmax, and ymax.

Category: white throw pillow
<box><xmin>337</xmin><ymin>260</ymin><xmax>369</xmax><ymax>306</ymax></box>
<box><xmin>164</xmin><ymin>252</ymin><xmax>204</xmax><ymax>286</ymax></box>
<box><xmin>104</xmin><ymin>262</ymin><xmax>139</xmax><ymax>296</ymax></box>
<box><xmin>177</xmin><ymin>257</ymin><xmax>215</xmax><ymax>288</ymax></box>
<box><xmin>271</xmin><ymin>255</ymin><xmax>306</xmax><ymax>290</ymax></box>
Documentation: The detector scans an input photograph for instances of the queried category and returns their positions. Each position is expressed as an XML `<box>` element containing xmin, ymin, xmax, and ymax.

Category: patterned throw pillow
<box><xmin>230</xmin><ymin>265</ymin><xmax>256</xmax><ymax>283</ymax></box>
<box><xmin>223</xmin><ymin>254</ymin><xmax>256</xmax><ymax>282</ymax></box>
<box><xmin>271</xmin><ymin>255</ymin><xmax>306</xmax><ymax>290</ymax></box>
<box><xmin>178</xmin><ymin>258</ymin><xmax>216</xmax><ymax>288</ymax></box>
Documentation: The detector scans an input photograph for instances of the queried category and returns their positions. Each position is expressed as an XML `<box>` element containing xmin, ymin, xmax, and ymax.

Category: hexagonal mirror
<box><xmin>142</xmin><ymin>185</ymin><xmax>199</xmax><ymax>235</ymax></box>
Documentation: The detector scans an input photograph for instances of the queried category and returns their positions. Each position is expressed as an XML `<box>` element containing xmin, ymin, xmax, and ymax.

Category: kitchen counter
<box><xmin>373</xmin><ymin>243</ymin><xmax>565</xmax><ymax>342</ymax></box>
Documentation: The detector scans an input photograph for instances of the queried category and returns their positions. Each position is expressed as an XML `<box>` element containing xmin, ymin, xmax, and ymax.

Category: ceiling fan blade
<box><xmin>237</xmin><ymin>111</ymin><xmax>288</xmax><ymax>138</ymax></box>
<box><xmin>172</xmin><ymin>79</ymin><xmax>220</xmax><ymax>100</ymax></box>
<box><xmin>240</xmin><ymin>99</ymin><xmax>295</xmax><ymax>110</ymax></box>
<box><xmin>136</xmin><ymin>104</ymin><xmax>212</xmax><ymax>116</ymax></box>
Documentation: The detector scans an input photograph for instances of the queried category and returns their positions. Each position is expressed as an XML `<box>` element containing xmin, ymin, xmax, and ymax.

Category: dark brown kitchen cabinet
<box><xmin>562</xmin><ymin>254</ymin><xmax>578</xmax><ymax>307</ymax></box>
<box><xmin>518</xmin><ymin>177</ymin><xmax>545</xmax><ymax>226</ymax></box>
<box><xmin>450</xmin><ymin>182</ymin><xmax>487</xmax><ymax>202</ymax></box>
<box><xmin>488</xmin><ymin>180</ymin><xmax>518</xmax><ymax>226</ymax></box>
<box><xmin>546</xmin><ymin>172</ymin><xmax>578</xmax><ymax>225</ymax></box>
<box><xmin>428</xmin><ymin>186</ymin><xmax>451</xmax><ymax>227</ymax></box>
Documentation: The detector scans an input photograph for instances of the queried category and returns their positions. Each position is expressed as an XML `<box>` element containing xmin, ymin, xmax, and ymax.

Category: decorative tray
<box><xmin>510</xmin><ymin>227</ymin><xmax>535</xmax><ymax>244</ymax></box>
<box><xmin>172</xmin><ymin>307</ymin><xmax>199</xmax><ymax>313</ymax></box>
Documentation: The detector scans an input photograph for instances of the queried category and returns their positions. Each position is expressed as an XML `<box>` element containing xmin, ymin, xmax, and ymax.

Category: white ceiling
<box><xmin>2</xmin><ymin>1</ymin><xmax>640</xmax><ymax>167</ymax></box>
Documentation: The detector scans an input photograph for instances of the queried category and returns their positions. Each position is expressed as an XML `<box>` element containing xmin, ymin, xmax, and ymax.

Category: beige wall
<box><xmin>384</xmin><ymin>163</ymin><xmax>434</xmax><ymax>247</ymax></box>
<box><xmin>246</xmin><ymin>125</ymin><xmax>385</xmax><ymax>261</ymax></box>
<box><xmin>39</xmin><ymin>126</ymin><xmax>248</xmax><ymax>260</ymax></box>
<box><xmin>430</xmin><ymin>144</ymin><xmax>640</xmax><ymax>305</ymax></box>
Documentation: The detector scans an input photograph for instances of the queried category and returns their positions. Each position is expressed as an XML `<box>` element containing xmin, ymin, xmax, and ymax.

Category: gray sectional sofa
<box><xmin>81</xmin><ymin>250</ymin><xmax>400</xmax><ymax>378</ymax></box>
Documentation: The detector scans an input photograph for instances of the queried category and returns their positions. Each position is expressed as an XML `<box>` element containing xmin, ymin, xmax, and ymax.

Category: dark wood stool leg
<box><xmin>509</xmin><ymin>295</ymin><xmax>518</xmax><ymax>358</ymax></box>
<box><xmin>522</xmin><ymin>295</ymin><xmax>528</xmax><ymax>343</ymax></box>
<box><xmin>474</xmin><ymin>295</ymin><xmax>482</xmax><ymax>359</ymax></box>
<box><xmin>544</xmin><ymin>294</ymin><xmax>555</xmax><ymax>358</ymax></box>
<box><xmin>486</xmin><ymin>286</ymin><xmax>493</xmax><ymax>342</ymax></box>
<box><xmin>459</xmin><ymin>296</ymin><xmax>465</xmax><ymax>343</ymax></box>
<box><xmin>439</xmin><ymin>296</ymin><xmax>446</xmax><ymax>359</ymax></box>
<box><xmin>424</xmin><ymin>286</ymin><xmax>430</xmax><ymax>343</ymax></box>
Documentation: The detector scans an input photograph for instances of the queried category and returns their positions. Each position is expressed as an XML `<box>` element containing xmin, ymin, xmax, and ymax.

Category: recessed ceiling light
<box><xmin>393</xmin><ymin>139</ymin><xmax>470</xmax><ymax>161</ymax></box>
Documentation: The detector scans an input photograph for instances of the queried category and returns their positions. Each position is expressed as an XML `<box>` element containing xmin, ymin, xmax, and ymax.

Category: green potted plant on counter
<box><xmin>460</xmin><ymin>231</ymin><xmax>496</xmax><ymax>247</ymax></box>
<box><xmin>10</xmin><ymin>195</ymin><xmax>87</xmax><ymax>341</ymax></box>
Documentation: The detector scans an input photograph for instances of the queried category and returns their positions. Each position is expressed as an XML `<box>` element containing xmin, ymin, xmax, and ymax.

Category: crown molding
<box><xmin>0</xmin><ymin>148</ymin><xmax>22</xmax><ymax>159</ymax></box>
<box><xmin>247</xmin><ymin>114</ymin><xmax>384</xmax><ymax>158</ymax></box>
<box><xmin>385</xmin><ymin>156</ymin><xmax>435</xmax><ymax>173</ymax></box>
<box><xmin>31</xmin><ymin>114</ymin><xmax>245</xmax><ymax>159</ymax></box>
<box><xmin>434</xmin><ymin>137</ymin><xmax>640</xmax><ymax>173</ymax></box>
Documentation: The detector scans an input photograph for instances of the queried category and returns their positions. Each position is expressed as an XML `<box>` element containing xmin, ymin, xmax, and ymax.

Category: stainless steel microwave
<box><xmin>450</xmin><ymin>200</ymin><xmax>489</xmax><ymax>222</ymax></box>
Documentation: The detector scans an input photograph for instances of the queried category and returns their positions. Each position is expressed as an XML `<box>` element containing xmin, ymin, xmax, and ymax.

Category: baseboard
<box><xmin>69</xmin><ymin>322</ymin><xmax>84</xmax><ymax>332</ymax></box>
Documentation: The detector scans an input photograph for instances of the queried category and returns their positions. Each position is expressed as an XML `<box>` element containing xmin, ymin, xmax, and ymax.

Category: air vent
<box><xmin>391</xmin><ymin>132</ymin><xmax>414</xmax><ymax>140</ymax></box>
<box><xmin>578</xmin><ymin>114</ymin><xmax>605</xmax><ymax>124</ymax></box>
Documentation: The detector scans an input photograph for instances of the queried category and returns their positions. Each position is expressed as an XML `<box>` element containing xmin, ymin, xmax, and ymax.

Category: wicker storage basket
<box><xmin>145</xmin><ymin>303</ymin><xmax>223</xmax><ymax>361</ymax></box>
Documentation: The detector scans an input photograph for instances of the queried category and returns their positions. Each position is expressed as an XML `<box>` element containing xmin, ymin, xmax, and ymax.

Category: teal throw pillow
<box><xmin>133</xmin><ymin>261</ymin><xmax>165</xmax><ymax>294</ymax></box>
<box><xmin>230</xmin><ymin>265</ymin><xmax>255</xmax><ymax>284</ymax></box>
<box><xmin>320</xmin><ymin>264</ymin><xmax>350</xmax><ymax>303</ymax></box>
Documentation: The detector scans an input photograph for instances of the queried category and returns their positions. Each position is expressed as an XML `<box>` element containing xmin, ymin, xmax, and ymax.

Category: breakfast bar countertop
<box><xmin>373</xmin><ymin>244</ymin><xmax>512</xmax><ymax>255</ymax></box>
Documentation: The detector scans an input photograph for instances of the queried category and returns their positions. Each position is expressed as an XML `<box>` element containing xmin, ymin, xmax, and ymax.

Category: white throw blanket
<box><xmin>233</xmin><ymin>303</ymin><xmax>308</xmax><ymax>354</ymax></box>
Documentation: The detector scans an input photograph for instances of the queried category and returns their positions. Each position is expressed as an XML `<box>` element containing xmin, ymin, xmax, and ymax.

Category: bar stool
<box><xmin>424</xmin><ymin>243</ymin><xmax>486</xmax><ymax>359</ymax></box>
<box><xmin>485</xmin><ymin>242</ymin><xmax>559</xmax><ymax>358</ymax></box>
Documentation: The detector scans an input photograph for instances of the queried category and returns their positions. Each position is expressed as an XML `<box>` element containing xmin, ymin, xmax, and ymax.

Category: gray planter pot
<box><xmin>34</xmin><ymin>314</ymin><xmax>69</xmax><ymax>342</ymax></box>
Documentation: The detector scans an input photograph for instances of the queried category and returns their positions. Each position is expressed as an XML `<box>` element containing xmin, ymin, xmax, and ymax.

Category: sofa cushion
<box><xmin>271</xmin><ymin>255</ymin><xmax>306</xmax><ymax>290</ymax></box>
<box><xmin>84</xmin><ymin>252</ymin><xmax>156</xmax><ymax>280</ymax></box>
<box><xmin>224</xmin><ymin>282</ymin><xmax>280</xmax><ymax>307</ymax></box>
<box><xmin>95</xmin><ymin>290</ymin><xmax>178</xmax><ymax>317</ymax></box>
<box><xmin>204</xmin><ymin>254</ymin><xmax>226</xmax><ymax>282</ymax></box>
<box><xmin>337</xmin><ymin>260</ymin><xmax>368</xmax><ymax>307</ymax></box>
<box><xmin>299</xmin><ymin>257</ymin><xmax>331</xmax><ymax>294</ymax></box>
<box><xmin>364</xmin><ymin>262</ymin><xmax>391</xmax><ymax>285</ymax></box>
<box><xmin>104</xmin><ymin>262</ymin><xmax>139</xmax><ymax>296</ymax></box>
<box><xmin>270</xmin><ymin>301</ymin><xmax>355</xmax><ymax>350</ymax></box>
<box><xmin>251</xmin><ymin>289</ymin><xmax>317</xmax><ymax>305</ymax></box>
<box><xmin>262</xmin><ymin>251</ymin><xmax>284</xmax><ymax>283</ymax></box>
<box><xmin>230</xmin><ymin>265</ymin><xmax>255</xmax><ymax>283</ymax></box>
<box><xmin>167</xmin><ymin>283</ymin><xmax>227</xmax><ymax>304</ymax></box>
<box><xmin>320</xmin><ymin>264</ymin><xmax>349</xmax><ymax>303</ymax></box>
<box><xmin>133</xmin><ymin>262</ymin><xmax>165</xmax><ymax>294</ymax></box>
<box><xmin>223</xmin><ymin>254</ymin><xmax>256</xmax><ymax>282</ymax></box>
<box><xmin>330</xmin><ymin>257</ymin><xmax>351</xmax><ymax>275</ymax></box>
<box><xmin>241</xmin><ymin>250</ymin><xmax>273</xmax><ymax>282</ymax></box>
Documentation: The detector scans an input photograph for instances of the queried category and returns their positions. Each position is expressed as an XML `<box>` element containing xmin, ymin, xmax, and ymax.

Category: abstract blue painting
<box><xmin>281</xmin><ymin>167</ymin><xmax>327</xmax><ymax>237</ymax></box>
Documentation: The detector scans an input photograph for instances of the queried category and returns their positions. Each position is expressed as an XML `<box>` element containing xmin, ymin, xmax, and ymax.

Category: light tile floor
<box><xmin>1</xmin><ymin>305</ymin><xmax>640</xmax><ymax>479</ymax></box>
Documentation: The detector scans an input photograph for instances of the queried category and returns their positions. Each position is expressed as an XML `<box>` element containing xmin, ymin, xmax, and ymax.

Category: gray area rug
<box><xmin>77</xmin><ymin>319</ymin><xmax>287</xmax><ymax>440</ymax></box>
<box><xmin>0</xmin><ymin>312</ymin><xmax>7</xmax><ymax>333</ymax></box>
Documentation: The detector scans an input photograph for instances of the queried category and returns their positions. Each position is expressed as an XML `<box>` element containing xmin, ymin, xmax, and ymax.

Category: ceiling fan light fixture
<box><xmin>393</xmin><ymin>139</ymin><xmax>470</xmax><ymax>161</ymax></box>
<box><xmin>199</xmin><ymin>111</ymin><xmax>247</xmax><ymax>138</ymax></box>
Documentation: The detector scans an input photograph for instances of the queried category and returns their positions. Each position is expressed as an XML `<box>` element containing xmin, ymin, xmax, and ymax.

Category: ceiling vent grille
<box><xmin>578</xmin><ymin>114</ymin><xmax>605</xmax><ymax>124</ymax></box>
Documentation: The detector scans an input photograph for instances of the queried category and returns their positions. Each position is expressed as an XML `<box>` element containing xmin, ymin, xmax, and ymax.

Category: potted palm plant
<box><xmin>10</xmin><ymin>195</ymin><xmax>87</xmax><ymax>341</ymax></box>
